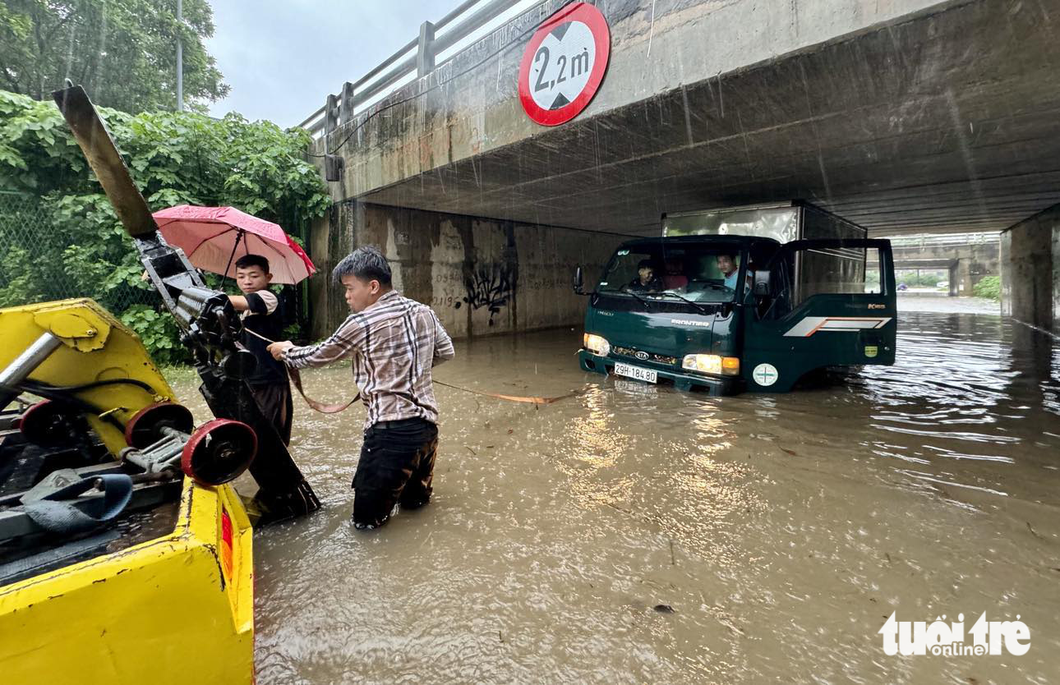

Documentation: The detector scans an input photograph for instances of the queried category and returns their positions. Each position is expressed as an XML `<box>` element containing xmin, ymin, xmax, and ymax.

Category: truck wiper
<box><xmin>653</xmin><ymin>290</ymin><xmax>711</xmax><ymax>315</ymax></box>
<box><xmin>619</xmin><ymin>284</ymin><xmax>654</xmax><ymax>309</ymax></box>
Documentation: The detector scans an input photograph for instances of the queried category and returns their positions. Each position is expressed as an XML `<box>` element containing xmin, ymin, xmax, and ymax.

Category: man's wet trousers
<box><xmin>352</xmin><ymin>417</ymin><xmax>438</xmax><ymax>528</ymax></box>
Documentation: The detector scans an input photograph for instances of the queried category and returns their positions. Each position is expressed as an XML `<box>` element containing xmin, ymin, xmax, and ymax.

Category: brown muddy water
<box><xmin>169</xmin><ymin>310</ymin><xmax>1059</xmax><ymax>685</ymax></box>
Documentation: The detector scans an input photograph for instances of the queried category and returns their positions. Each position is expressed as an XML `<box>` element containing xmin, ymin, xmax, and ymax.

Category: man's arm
<box><xmin>229</xmin><ymin>291</ymin><xmax>277</xmax><ymax>314</ymax></box>
<box><xmin>431</xmin><ymin>311</ymin><xmax>455</xmax><ymax>367</ymax></box>
<box><xmin>270</xmin><ymin>315</ymin><xmax>366</xmax><ymax>369</ymax></box>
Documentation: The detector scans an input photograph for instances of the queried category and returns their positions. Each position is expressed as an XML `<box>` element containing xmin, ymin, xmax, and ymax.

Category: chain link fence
<box><xmin>0</xmin><ymin>190</ymin><xmax>159</xmax><ymax>313</ymax></box>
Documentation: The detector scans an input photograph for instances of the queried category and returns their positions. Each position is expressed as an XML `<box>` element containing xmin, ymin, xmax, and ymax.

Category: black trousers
<box><xmin>249</xmin><ymin>382</ymin><xmax>294</xmax><ymax>446</ymax></box>
<box><xmin>353</xmin><ymin>418</ymin><xmax>438</xmax><ymax>528</ymax></box>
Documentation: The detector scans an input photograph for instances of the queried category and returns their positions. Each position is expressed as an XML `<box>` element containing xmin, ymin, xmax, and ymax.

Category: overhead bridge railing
<box><xmin>298</xmin><ymin>0</ymin><xmax>539</xmax><ymax>140</ymax></box>
<box><xmin>883</xmin><ymin>232</ymin><xmax>1000</xmax><ymax>248</ymax></box>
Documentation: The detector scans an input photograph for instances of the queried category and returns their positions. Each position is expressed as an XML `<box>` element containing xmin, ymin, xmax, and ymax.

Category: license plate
<box><xmin>613</xmin><ymin>362</ymin><xmax>658</xmax><ymax>384</ymax></box>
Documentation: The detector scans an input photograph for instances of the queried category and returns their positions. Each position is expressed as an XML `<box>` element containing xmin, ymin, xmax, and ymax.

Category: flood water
<box><xmin>171</xmin><ymin>309</ymin><xmax>1060</xmax><ymax>684</ymax></box>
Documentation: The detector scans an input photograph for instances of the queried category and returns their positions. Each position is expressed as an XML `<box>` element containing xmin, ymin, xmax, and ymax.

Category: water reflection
<box><xmin>165</xmin><ymin>310</ymin><xmax>1059</xmax><ymax>684</ymax></box>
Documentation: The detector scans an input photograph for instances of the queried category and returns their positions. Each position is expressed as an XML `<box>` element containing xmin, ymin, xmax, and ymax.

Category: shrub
<box><xmin>974</xmin><ymin>275</ymin><xmax>1001</xmax><ymax>301</ymax></box>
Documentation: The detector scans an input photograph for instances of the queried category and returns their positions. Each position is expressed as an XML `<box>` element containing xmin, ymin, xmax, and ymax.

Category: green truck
<box><xmin>574</xmin><ymin>202</ymin><xmax>896</xmax><ymax>394</ymax></box>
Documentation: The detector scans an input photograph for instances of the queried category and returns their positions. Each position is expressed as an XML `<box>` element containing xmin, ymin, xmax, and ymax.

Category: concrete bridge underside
<box><xmin>337</xmin><ymin>0</ymin><xmax>1060</xmax><ymax>238</ymax></box>
<box><xmin>314</xmin><ymin>0</ymin><xmax>1060</xmax><ymax>336</ymax></box>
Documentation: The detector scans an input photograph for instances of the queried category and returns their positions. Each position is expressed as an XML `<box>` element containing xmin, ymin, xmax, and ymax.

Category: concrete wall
<box><xmin>1000</xmin><ymin>205</ymin><xmax>1059</xmax><ymax>332</ymax></box>
<box><xmin>1054</xmin><ymin>220</ymin><xmax>1060</xmax><ymax>330</ymax></box>
<box><xmin>323</xmin><ymin>0</ymin><xmax>948</xmax><ymax>202</ymax></box>
<box><xmin>308</xmin><ymin>203</ymin><xmax>626</xmax><ymax>339</ymax></box>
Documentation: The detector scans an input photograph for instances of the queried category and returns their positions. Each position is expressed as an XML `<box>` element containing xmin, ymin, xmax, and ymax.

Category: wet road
<box><xmin>171</xmin><ymin>310</ymin><xmax>1059</xmax><ymax>684</ymax></box>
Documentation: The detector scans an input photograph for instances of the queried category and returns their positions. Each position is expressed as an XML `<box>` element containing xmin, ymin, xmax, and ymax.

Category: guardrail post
<box><xmin>325</xmin><ymin>94</ymin><xmax>339</xmax><ymax>136</ymax></box>
<box><xmin>417</xmin><ymin>21</ymin><xmax>436</xmax><ymax>77</ymax></box>
<box><xmin>339</xmin><ymin>82</ymin><xmax>355</xmax><ymax>126</ymax></box>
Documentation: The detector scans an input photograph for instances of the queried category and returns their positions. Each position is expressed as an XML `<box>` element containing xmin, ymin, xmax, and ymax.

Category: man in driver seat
<box><xmin>628</xmin><ymin>259</ymin><xmax>664</xmax><ymax>292</ymax></box>
<box><xmin>716</xmin><ymin>253</ymin><xmax>750</xmax><ymax>292</ymax></box>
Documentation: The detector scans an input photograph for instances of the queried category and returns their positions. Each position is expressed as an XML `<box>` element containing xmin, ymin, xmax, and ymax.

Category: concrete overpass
<box><xmin>885</xmin><ymin>232</ymin><xmax>999</xmax><ymax>295</ymax></box>
<box><xmin>306</xmin><ymin>0</ymin><xmax>1060</xmax><ymax>337</ymax></box>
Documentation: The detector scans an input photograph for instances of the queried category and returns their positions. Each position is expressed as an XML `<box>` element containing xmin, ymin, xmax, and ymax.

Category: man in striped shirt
<box><xmin>267</xmin><ymin>246</ymin><xmax>454</xmax><ymax>530</ymax></box>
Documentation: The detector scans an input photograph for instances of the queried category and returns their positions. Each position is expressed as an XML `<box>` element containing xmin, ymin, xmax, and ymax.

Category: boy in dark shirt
<box><xmin>227</xmin><ymin>255</ymin><xmax>293</xmax><ymax>444</ymax></box>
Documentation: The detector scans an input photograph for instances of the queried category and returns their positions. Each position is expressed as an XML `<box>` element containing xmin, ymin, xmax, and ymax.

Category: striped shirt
<box><xmin>282</xmin><ymin>290</ymin><xmax>455</xmax><ymax>431</ymax></box>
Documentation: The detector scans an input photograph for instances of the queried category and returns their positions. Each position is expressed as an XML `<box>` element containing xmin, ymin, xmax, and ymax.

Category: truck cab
<box><xmin>575</xmin><ymin>203</ymin><xmax>897</xmax><ymax>394</ymax></box>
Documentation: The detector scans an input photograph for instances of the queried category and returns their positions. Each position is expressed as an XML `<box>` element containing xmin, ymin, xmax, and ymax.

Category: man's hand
<box><xmin>267</xmin><ymin>340</ymin><xmax>295</xmax><ymax>361</ymax></box>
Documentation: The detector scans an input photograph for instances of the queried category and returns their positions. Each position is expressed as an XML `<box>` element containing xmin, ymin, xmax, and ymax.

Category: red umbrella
<box><xmin>152</xmin><ymin>205</ymin><xmax>316</xmax><ymax>285</ymax></box>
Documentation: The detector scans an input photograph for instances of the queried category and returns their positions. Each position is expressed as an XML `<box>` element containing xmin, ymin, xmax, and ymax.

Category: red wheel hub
<box><xmin>181</xmin><ymin>418</ymin><xmax>258</xmax><ymax>486</ymax></box>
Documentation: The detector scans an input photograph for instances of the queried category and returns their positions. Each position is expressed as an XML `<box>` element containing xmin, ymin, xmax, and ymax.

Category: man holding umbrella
<box><xmin>227</xmin><ymin>254</ymin><xmax>292</xmax><ymax>444</ymax></box>
<box><xmin>266</xmin><ymin>247</ymin><xmax>455</xmax><ymax>531</ymax></box>
<box><xmin>151</xmin><ymin>204</ymin><xmax>320</xmax><ymax>445</ymax></box>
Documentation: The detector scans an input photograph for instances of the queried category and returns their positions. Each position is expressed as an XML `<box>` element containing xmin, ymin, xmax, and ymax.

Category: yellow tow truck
<box><xmin>0</xmin><ymin>300</ymin><xmax>255</xmax><ymax>684</ymax></box>
<box><xmin>0</xmin><ymin>85</ymin><xmax>320</xmax><ymax>683</ymax></box>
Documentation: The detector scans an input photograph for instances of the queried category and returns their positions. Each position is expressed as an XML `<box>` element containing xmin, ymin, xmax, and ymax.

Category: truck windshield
<box><xmin>597</xmin><ymin>244</ymin><xmax>746</xmax><ymax>304</ymax></box>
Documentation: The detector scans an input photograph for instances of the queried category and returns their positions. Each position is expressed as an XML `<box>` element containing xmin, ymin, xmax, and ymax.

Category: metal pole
<box><xmin>176</xmin><ymin>0</ymin><xmax>184</xmax><ymax>112</ymax></box>
<box><xmin>417</xmin><ymin>21</ymin><xmax>436</xmax><ymax>77</ymax></box>
<box><xmin>0</xmin><ymin>332</ymin><xmax>63</xmax><ymax>408</ymax></box>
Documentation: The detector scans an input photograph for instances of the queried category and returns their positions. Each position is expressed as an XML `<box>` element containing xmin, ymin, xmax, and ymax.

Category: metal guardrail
<box><xmin>885</xmin><ymin>232</ymin><xmax>1000</xmax><ymax>248</ymax></box>
<box><xmin>298</xmin><ymin>0</ymin><xmax>534</xmax><ymax>140</ymax></box>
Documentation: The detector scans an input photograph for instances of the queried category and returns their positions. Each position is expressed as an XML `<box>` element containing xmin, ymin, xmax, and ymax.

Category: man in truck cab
<box><xmin>716</xmin><ymin>253</ymin><xmax>740</xmax><ymax>290</ymax></box>
<box><xmin>717</xmin><ymin>253</ymin><xmax>755</xmax><ymax>294</ymax></box>
<box><xmin>627</xmin><ymin>259</ymin><xmax>664</xmax><ymax>292</ymax></box>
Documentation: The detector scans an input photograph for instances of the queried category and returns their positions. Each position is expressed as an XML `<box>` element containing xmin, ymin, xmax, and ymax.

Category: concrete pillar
<box><xmin>956</xmin><ymin>259</ymin><xmax>974</xmax><ymax>296</ymax></box>
<box><xmin>1000</xmin><ymin>205</ymin><xmax>1060</xmax><ymax>333</ymax></box>
<box><xmin>308</xmin><ymin>201</ymin><xmax>626</xmax><ymax>340</ymax></box>
<box><xmin>324</xmin><ymin>94</ymin><xmax>339</xmax><ymax>136</ymax></box>
<box><xmin>339</xmin><ymin>82</ymin><xmax>355</xmax><ymax>126</ymax></box>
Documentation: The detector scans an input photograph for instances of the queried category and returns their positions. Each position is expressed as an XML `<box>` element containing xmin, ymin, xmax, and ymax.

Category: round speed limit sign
<box><xmin>518</xmin><ymin>2</ymin><xmax>611</xmax><ymax>126</ymax></box>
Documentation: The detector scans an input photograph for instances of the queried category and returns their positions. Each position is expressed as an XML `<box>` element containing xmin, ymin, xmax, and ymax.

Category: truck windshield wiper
<box><xmin>618</xmin><ymin>284</ymin><xmax>654</xmax><ymax>309</ymax></box>
<box><xmin>652</xmin><ymin>290</ymin><xmax>711</xmax><ymax>315</ymax></box>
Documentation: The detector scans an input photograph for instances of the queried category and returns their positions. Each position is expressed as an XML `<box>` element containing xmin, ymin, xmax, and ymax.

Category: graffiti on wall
<box><xmin>457</xmin><ymin>263</ymin><xmax>517</xmax><ymax>326</ymax></box>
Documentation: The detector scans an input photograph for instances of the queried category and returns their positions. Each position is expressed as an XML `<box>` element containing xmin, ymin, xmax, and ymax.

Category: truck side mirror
<box><xmin>753</xmin><ymin>270</ymin><xmax>771</xmax><ymax>297</ymax></box>
<box><xmin>573</xmin><ymin>266</ymin><xmax>586</xmax><ymax>295</ymax></box>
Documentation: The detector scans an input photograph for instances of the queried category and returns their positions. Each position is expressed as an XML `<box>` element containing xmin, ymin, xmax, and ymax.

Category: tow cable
<box><xmin>244</xmin><ymin>329</ymin><xmax>584</xmax><ymax>411</ymax></box>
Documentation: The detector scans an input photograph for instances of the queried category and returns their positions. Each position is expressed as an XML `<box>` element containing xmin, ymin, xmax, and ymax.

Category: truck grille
<box><xmin>612</xmin><ymin>345</ymin><xmax>678</xmax><ymax>366</ymax></box>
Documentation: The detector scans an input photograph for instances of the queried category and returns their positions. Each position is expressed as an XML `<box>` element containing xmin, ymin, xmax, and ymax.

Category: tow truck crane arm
<box><xmin>52</xmin><ymin>85</ymin><xmax>319</xmax><ymax>523</ymax></box>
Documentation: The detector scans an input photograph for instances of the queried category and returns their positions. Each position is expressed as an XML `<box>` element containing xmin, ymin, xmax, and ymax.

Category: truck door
<box><xmin>742</xmin><ymin>239</ymin><xmax>896</xmax><ymax>392</ymax></box>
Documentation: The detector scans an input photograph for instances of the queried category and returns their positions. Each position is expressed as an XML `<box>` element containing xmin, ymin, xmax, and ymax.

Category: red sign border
<box><xmin>518</xmin><ymin>2</ymin><xmax>611</xmax><ymax>127</ymax></box>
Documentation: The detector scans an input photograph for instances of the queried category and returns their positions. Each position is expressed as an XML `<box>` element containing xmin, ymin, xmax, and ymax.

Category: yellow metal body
<box><xmin>0</xmin><ymin>298</ymin><xmax>175</xmax><ymax>455</ymax></box>
<box><xmin>0</xmin><ymin>481</ymin><xmax>254</xmax><ymax>684</ymax></box>
<box><xmin>0</xmin><ymin>299</ymin><xmax>255</xmax><ymax>684</ymax></box>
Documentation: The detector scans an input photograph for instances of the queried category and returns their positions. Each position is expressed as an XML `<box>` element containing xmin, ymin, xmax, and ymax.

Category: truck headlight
<box><xmin>682</xmin><ymin>354</ymin><xmax>740</xmax><ymax>376</ymax></box>
<box><xmin>583</xmin><ymin>333</ymin><xmax>610</xmax><ymax>357</ymax></box>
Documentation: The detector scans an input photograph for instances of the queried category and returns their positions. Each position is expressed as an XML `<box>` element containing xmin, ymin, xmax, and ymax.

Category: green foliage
<box><xmin>0</xmin><ymin>0</ymin><xmax>226</xmax><ymax>114</ymax></box>
<box><xmin>0</xmin><ymin>88</ymin><xmax>329</xmax><ymax>362</ymax></box>
<box><xmin>119</xmin><ymin>304</ymin><xmax>185</xmax><ymax>365</ymax></box>
<box><xmin>974</xmin><ymin>275</ymin><xmax>1001</xmax><ymax>301</ymax></box>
